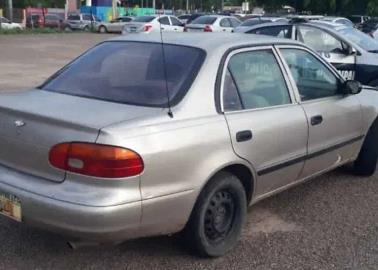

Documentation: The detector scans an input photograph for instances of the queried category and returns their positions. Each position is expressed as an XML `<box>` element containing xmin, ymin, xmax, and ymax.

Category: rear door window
<box><xmin>83</xmin><ymin>14</ymin><xmax>92</xmax><ymax>21</ymax></box>
<box><xmin>41</xmin><ymin>42</ymin><xmax>206</xmax><ymax>107</ymax></box>
<box><xmin>158</xmin><ymin>16</ymin><xmax>170</xmax><ymax>25</ymax></box>
<box><xmin>68</xmin><ymin>14</ymin><xmax>80</xmax><ymax>21</ymax></box>
<box><xmin>223</xmin><ymin>49</ymin><xmax>291</xmax><ymax>111</ymax></box>
<box><xmin>170</xmin><ymin>16</ymin><xmax>182</xmax><ymax>26</ymax></box>
<box><xmin>229</xmin><ymin>18</ymin><xmax>240</xmax><ymax>27</ymax></box>
<box><xmin>220</xmin><ymin>18</ymin><xmax>231</xmax><ymax>27</ymax></box>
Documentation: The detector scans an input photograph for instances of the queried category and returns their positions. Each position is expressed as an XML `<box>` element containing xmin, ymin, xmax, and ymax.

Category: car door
<box><xmin>108</xmin><ymin>18</ymin><xmax>120</xmax><ymax>32</ymax></box>
<box><xmin>296</xmin><ymin>25</ymin><xmax>357</xmax><ymax>80</ymax></box>
<box><xmin>221</xmin><ymin>47</ymin><xmax>308</xmax><ymax>196</ymax></box>
<box><xmin>169</xmin><ymin>16</ymin><xmax>184</xmax><ymax>32</ymax></box>
<box><xmin>277</xmin><ymin>46</ymin><xmax>363</xmax><ymax>178</ymax></box>
<box><xmin>219</xmin><ymin>18</ymin><xmax>233</xmax><ymax>32</ymax></box>
<box><xmin>158</xmin><ymin>16</ymin><xmax>171</xmax><ymax>31</ymax></box>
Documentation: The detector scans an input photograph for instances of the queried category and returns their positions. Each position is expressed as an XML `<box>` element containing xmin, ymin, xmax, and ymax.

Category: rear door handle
<box><xmin>311</xmin><ymin>115</ymin><xmax>323</xmax><ymax>126</ymax></box>
<box><xmin>236</xmin><ymin>130</ymin><xmax>252</xmax><ymax>142</ymax></box>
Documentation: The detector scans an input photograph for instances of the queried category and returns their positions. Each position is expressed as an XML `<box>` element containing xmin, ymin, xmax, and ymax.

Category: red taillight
<box><xmin>143</xmin><ymin>24</ymin><xmax>152</xmax><ymax>32</ymax></box>
<box><xmin>204</xmin><ymin>25</ymin><xmax>212</xmax><ymax>32</ymax></box>
<box><xmin>49</xmin><ymin>142</ymin><xmax>144</xmax><ymax>178</ymax></box>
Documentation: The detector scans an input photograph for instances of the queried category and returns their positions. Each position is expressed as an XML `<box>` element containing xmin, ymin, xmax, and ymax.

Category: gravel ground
<box><xmin>0</xmin><ymin>33</ymin><xmax>378</xmax><ymax>270</ymax></box>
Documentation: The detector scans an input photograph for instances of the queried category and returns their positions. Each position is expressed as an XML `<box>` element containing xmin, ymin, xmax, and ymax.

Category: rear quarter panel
<box><xmin>356</xmin><ymin>88</ymin><xmax>378</xmax><ymax>132</ymax></box>
<box><xmin>97</xmin><ymin>114</ymin><xmax>255</xmax><ymax>235</ymax></box>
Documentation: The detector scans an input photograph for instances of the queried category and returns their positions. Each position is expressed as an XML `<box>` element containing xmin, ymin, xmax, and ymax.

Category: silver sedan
<box><xmin>0</xmin><ymin>33</ymin><xmax>377</xmax><ymax>257</ymax></box>
<box><xmin>97</xmin><ymin>16</ymin><xmax>134</xmax><ymax>33</ymax></box>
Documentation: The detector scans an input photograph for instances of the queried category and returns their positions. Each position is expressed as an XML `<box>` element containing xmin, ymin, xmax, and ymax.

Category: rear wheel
<box><xmin>183</xmin><ymin>172</ymin><xmax>247</xmax><ymax>257</ymax></box>
<box><xmin>83</xmin><ymin>25</ymin><xmax>90</xmax><ymax>32</ymax></box>
<box><xmin>353</xmin><ymin>122</ymin><xmax>378</xmax><ymax>176</ymax></box>
<box><xmin>99</xmin><ymin>26</ymin><xmax>107</xmax><ymax>33</ymax></box>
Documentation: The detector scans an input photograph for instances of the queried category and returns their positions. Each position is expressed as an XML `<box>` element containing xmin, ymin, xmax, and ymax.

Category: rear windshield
<box><xmin>240</xmin><ymin>18</ymin><xmax>271</xmax><ymax>26</ymax></box>
<box><xmin>191</xmin><ymin>16</ymin><xmax>217</xmax><ymax>25</ymax></box>
<box><xmin>41</xmin><ymin>42</ymin><xmax>206</xmax><ymax>107</ymax></box>
<box><xmin>133</xmin><ymin>16</ymin><xmax>155</xmax><ymax>22</ymax></box>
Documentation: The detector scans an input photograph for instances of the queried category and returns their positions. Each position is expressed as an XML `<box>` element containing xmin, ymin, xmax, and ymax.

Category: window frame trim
<box><xmin>219</xmin><ymin>46</ymin><xmax>297</xmax><ymax>113</ymax></box>
<box><xmin>275</xmin><ymin>44</ymin><xmax>346</xmax><ymax>104</ymax></box>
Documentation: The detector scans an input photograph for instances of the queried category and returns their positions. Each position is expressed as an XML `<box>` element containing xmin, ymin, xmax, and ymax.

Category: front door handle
<box><xmin>236</xmin><ymin>130</ymin><xmax>252</xmax><ymax>142</ymax></box>
<box><xmin>311</xmin><ymin>115</ymin><xmax>323</xmax><ymax>126</ymax></box>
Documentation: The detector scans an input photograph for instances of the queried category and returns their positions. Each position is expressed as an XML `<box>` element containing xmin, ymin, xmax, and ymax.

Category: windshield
<box><xmin>338</xmin><ymin>27</ymin><xmax>378</xmax><ymax>52</ymax></box>
<box><xmin>133</xmin><ymin>16</ymin><xmax>155</xmax><ymax>22</ymax></box>
<box><xmin>41</xmin><ymin>42</ymin><xmax>205</xmax><ymax>107</ymax></box>
<box><xmin>191</xmin><ymin>16</ymin><xmax>217</xmax><ymax>25</ymax></box>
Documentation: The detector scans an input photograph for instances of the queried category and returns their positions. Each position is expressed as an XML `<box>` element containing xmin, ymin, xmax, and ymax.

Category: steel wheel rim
<box><xmin>204</xmin><ymin>189</ymin><xmax>236</xmax><ymax>244</ymax></box>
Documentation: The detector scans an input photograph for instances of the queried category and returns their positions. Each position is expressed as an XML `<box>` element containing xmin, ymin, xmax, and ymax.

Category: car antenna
<box><xmin>158</xmin><ymin>12</ymin><xmax>174</xmax><ymax>118</ymax></box>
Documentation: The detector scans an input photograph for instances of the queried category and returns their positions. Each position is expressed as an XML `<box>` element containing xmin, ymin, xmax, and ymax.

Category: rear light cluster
<box><xmin>204</xmin><ymin>25</ymin><xmax>212</xmax><ymax>32</ymax></box>
<box><xmin>143</xmin><ymin>24</ymin><xmax>152</xmax><ymax>32</ymax></box>
<box><xmin>49</xmin><ymin>142</ymin><xmax>144</xmax><ymax>178</ymax></box>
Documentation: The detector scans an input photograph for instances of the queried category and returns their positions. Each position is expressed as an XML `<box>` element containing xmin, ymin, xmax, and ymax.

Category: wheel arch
<box><xmin>201</xmin><ymin>162</ymin><xmax>256</xmax><ymax>205</ymax></box>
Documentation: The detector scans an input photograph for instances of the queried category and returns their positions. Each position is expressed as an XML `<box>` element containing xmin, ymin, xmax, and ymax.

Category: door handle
<box><xmin>236</xmin><ymin>130</ymin><xmax>252</xmax><ymax>142</ymax></box>
<box><xmin>311</xmin><ymin>115</ymin><xmax>323</xmax><ymax>126</ymax></box>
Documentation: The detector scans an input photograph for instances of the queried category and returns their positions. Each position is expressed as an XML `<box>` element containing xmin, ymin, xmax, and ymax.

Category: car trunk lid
<box><xmin>123</xmin><ymin>22</ymin><xmax>147</xmax><ymax>33</ymax></box>
<box><xmin>0</xmin><ymin>89</ymin><xmax>163</xmax><ymax>182</ymax></box>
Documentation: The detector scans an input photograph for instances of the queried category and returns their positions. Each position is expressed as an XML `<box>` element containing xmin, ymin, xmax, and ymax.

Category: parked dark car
<box><xmin>44</xmin><ymin>14</ymin><xmax>68</xmax><ymax>30</ymax></box>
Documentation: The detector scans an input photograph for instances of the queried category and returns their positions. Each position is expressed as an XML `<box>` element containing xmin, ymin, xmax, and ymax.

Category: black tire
<box><xmin>83</xmin><ymin>25</ymin><xmax>90</xmax><ymax>32</ymax></box>
<box><xmin>64</xmin><ymin>26</ymin><xmax>72</xmax><ymax>32</ymax></box>
<box><xmin>353</xmin><ymin>122</ymin><xmax>378</xmax><ymax>176</ymax></box>
<box><xmin>183</xmin><ymin>172</ymin><xmax>247</xmax><ymax>257</ymax></box>
<box><xmin>99</xmin><ymin>26</ymin><xmax>107</xmax><ymax>33</ymax></box>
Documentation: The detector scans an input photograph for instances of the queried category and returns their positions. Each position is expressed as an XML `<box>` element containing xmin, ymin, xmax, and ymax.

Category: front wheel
<box><xmin>183</xmin><ymin>172</ymin><xmax>247</xmax><ymax>257</ymax></box>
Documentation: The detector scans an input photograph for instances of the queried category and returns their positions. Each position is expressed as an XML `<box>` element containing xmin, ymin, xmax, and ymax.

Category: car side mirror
<box><xmin>342</xmin><ymin>80</ymin><xmax>362</xmax><ymax>95</ymax></box>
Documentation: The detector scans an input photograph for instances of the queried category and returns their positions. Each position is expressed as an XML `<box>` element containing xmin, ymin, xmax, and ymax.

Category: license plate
<box><xmin>130</xmin><ymin>27</ymin><xmax>136</xmax><ymax>32</ymax></box>
<box><xmin>0</xmin><ymin>193</ymin><xmax>21</xmax><ymax>222</ymax></box>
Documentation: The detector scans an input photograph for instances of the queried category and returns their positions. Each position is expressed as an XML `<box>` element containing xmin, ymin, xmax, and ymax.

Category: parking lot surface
<box><xmin>1</xmin><ymin>33</ymin><xmax>378</xmax><ymax>270</ymax></box>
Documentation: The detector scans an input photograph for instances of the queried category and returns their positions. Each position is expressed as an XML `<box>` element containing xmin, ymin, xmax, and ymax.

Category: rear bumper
<box><xmin>0</xmin><ymin>164</ymin><xmax>142</xmax><ymax>242</ymax></box>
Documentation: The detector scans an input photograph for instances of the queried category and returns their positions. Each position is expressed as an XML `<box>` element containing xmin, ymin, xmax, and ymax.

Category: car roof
<box><xmin>109</xmin><ymin>32</ymin><xmax>302</xmax><ymax>52</ymax></box>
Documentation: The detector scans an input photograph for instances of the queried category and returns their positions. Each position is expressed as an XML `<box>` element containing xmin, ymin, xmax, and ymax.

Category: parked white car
<box><xmin>0</xmin><ymin>16</ymin><xmax>22</xmax><ymax>30</ymax></box>
<box><xmin>185</xmin><ymin>15</ymin><xmax>241</xmax><ymax>33</ymax></box>
<box><xmin>122</xmin><ymin>15</ymin><xmax>184</xmax><ymax>34</ymax></box>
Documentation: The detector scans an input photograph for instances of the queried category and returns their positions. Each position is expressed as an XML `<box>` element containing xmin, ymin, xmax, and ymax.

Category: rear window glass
<box><xmin>240</xmin><ymin>18</ymin><xmax>270</xmax><ymax>26</ymax></box>
<box><xmin>41</xmin><ymin>42</ymin><xmax>206</xmax><ymax>107</ymax></box>
<box><xmin>133</xmin><ymin>16</ymin><xmax>155</xmax><ymax>22</ymax></box>
<box><xmin>191</xmin><ymin>16</ymin><xmax>217</xmax><ymax>25</ymax></box>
